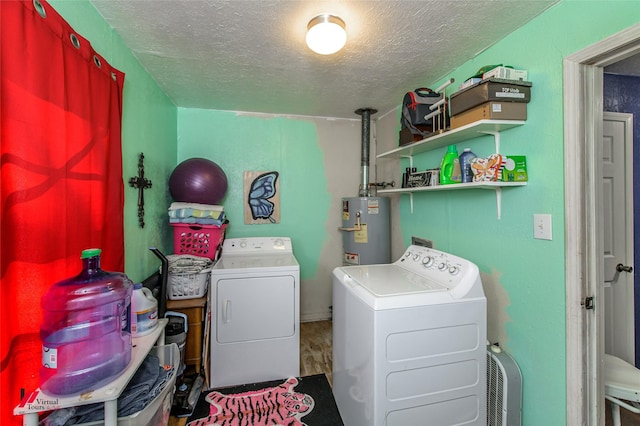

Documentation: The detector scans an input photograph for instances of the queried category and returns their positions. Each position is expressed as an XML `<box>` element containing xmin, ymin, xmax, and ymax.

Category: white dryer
<box><xmin>209</xmin><ymin>237</ymin><xmax>300</xmax><ymax>388</ymax></box>
<box><xmin>332</xmin><ymin>245</ymin><xmax>487</xmax><ymax>426</ymax></box>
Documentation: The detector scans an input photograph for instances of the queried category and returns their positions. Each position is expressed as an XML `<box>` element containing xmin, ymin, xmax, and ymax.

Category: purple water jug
<box><xmin>39</xmin><ymin>248</ymin><xmax>133</xmax><ymax>395</ymax></box>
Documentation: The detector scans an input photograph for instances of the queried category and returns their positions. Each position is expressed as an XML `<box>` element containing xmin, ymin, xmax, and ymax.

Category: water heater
<box><xmin>340</xmin><ymin>196</ymin><xmax>390</xmax><ymax>265</ymax></box>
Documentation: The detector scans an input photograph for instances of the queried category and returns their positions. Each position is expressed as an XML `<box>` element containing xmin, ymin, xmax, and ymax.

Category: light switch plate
<box><xmin>533</xmin><ymin>214</ymin><xmax>552</xmax><ymax>240</ymax></box>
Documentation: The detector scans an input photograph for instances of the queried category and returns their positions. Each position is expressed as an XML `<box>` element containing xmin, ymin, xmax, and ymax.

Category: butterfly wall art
<box><xmin>243</xmin><ymin>171</ymin><xmax>280</xmax><ymax>224</ymax></box>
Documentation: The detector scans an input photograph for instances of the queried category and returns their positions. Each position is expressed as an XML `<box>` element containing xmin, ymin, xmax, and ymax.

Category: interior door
<box><xmin>602</xmin><ymin>111</ymin><xmax>635</xmax><ymax>364</ymax></box>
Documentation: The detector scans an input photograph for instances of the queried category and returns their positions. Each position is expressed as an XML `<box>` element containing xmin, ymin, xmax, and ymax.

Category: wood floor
<box><xmin>299</xmin><ymin>320</ymin><xmax>333</xmax><ymax>384</ymax></box>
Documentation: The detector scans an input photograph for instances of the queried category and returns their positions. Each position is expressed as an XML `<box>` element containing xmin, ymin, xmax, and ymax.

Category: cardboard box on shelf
<box><xmin>500</xmin><ymin>156</ymin><xmax>528</xmax><ymax>182</ymax></box>
<box><xmin>450</xmin><ymin>78</ymin><xmax>532</xmax><ymax>116</ymax></box>
<box><xmin>399</xmin><ymin>127</ymin><xmax>431</xmax><ymax>146</ymax></box>
<box><xmin>406</xmin><ymin>169</ymin><xmax>440</xmax><ymax>188</ymax></box>
<box><xmin>450</xmin><ymin>102</ymin><xmax>527</xmax><ymax>129</ymax></box>
<box><xmin>482</xmin><ymin>66</ymin><xmax>528</xmax><ymax>81</ymax></box>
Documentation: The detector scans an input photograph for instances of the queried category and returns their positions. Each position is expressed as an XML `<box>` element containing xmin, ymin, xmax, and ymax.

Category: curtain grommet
<box><xmin>93</xmin><ymin>55</ymin><xmax>102</xmax><ymax>68</ymax></box>
<box><xmin>33</xmin><ymin>0</ymin><xmax>46</xmax><ymax>18</ymax></box>
<box><xmin>70</xmin><ymin>33</ymin><xmax>80</xmax><ymax>49</ymax></box>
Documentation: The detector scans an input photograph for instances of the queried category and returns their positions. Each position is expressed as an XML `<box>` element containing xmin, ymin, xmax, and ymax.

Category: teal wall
<box><xmin>50</xmin><ymin>0</ymin><xmax>177</xmax><ymax>282</ymax></box>
<box><xmin>177</xmin><ymin>109</ymin><xmax>331</xmax><ymax>281</ymax></box>
<box><xmin>386</xmin><ymin>2</ymin><xmax>640</xmax><ymax>425</ymax></box>
<box><xmin>43</xmin><ymin>1</ymin><xmax>640</xmax><ymax>424</ymax></box>
<box><xmin>176</xmin><ymin>109</ymin><xmax>363</xmax><ymax>321</ymax></box>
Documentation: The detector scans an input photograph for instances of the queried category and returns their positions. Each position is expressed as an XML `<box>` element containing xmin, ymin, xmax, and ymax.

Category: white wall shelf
<box><xmin>15</xmin><ymin>319</ymin><xmax>168</xmax><ymax>426</ymax></box>
<box><xmin>379</xmin><ymin>181</ymin><xmax>526</xmax><ymax>219</ymax></box>
<box><xmin>377</xmin><ymin>119</ymin><xmax>527</xmax><ymax>219</ymax></box>
<box><xmin>379</xmin><ymin>181</ymin><xmax>526</xmax><ymax>194</ymax></box>
<box><xmin>377</xmin><ymin>119</ymin><xmax>525</xmax><ymax>162</ymax></box>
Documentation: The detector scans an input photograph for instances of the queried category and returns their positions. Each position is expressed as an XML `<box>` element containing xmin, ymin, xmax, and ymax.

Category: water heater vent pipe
<box><xmin>355</xmin><ymin>108</ymin><xmax>378</xmax><ymax>197</ymax></box>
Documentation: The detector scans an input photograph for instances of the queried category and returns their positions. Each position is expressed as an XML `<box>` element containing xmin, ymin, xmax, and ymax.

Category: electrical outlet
<box><xmin>412</xmin><ymin>236</ymin><xmax>434</xmax><ymax>248</ymax></box>
<box><xmin>533</xmin><ymin>214</ymin><xmax>552</xmax><ymax>240</ymax></box>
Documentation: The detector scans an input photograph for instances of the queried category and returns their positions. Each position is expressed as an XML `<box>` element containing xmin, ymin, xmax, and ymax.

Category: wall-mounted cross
<box><xmin>129</xmin><ymin>153</ymin><xmax>152</xmax><ymax>228</ymax></box>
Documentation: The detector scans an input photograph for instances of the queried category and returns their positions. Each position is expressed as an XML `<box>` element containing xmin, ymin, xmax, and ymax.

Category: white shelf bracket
<box><xmin>401</xmin><ymin>154</ymin><xmax>413</xmax><ymax>168</ymax></box>
<box><xmin>479</xmin><ymin>130</ymin><xmax>501</xmax><ymax>153</ymax></box>
<box><xmin>496</xmin><ymin>187</ymin><xmax>502</xmax><ymax>220</ymax></box>
<box><xmin>409</xmin><ymin>192</ymin><xmax>414</xmax><ymax>213</ymax></box>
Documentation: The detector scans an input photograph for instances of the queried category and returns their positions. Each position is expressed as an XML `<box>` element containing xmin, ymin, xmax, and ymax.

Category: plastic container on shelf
<box><xmin>459</xmin><ymin>148</ymin><xmax>477</xmax><ymax>183</ymax></box>
<box><xmin>131</xmin><ymin>283</ymin><xmax>158</xmax><ymax>337</ymax></box>
<box><xmin>164</xmin><ymin>312</ymin><xmax>188</xmax><ymax>377</ymax></box>
<box><xmin>440</xmin><ymin>145</ymin><xmax>462</xmax><ymax>185</ymax></box>
<box><xmin>73</xmin><ymin>344</ymin><xmax>179</xmax><ymax>426</ymax></box>
<box><xmin>39</xmin><ymin>248</ymin><xmax>133</xmax><ymax>396</ymax></box>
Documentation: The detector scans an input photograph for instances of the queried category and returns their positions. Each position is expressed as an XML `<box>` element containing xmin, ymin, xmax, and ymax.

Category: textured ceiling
<box><xmin>90</xmin><ymin>0</ymin><xmax>559</xmax><ymax>119</ymax></box>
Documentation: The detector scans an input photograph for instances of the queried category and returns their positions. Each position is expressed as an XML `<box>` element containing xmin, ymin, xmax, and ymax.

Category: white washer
<box><xmin>210</xmin><ymin>237</ymin><xmax>300</xmax><ymax>388</ymax></box>
<box><xmin>332</xmin><ymin>245</ymin><xmax>487</xmax><ymax>426</ymax></box>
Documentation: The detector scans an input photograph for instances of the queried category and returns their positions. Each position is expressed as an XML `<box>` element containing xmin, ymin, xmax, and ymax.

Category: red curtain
<box><xmin>1</xmin><ymin>1</ymin><xmax>125</xmax><ymax>423</ymax></box>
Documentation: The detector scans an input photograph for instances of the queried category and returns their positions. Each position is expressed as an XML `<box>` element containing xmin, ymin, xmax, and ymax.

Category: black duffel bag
<box><xmin>401</xmin><ymin>88</ymin><xmax>445</xmax><ymax>138</ymax></box>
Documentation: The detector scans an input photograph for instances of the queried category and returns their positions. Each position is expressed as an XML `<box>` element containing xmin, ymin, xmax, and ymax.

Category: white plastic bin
<box><xmin>78</xmin><ymin>343</ymin><xmax>179</xmax><ymax>426</ymax></box>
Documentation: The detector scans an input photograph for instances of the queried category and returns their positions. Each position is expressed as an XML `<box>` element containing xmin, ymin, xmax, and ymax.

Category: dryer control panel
<box><xmin>222</xmin><ymin>237</ymin><xmax>292</xmax><ymax>255</ymax></box>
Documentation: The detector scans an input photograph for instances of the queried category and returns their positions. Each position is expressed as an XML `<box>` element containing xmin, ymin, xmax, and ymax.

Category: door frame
<box><xmin>564</xmin><ymin>23</ymin><xmax>640</xmax><ymax>425</ymax></box>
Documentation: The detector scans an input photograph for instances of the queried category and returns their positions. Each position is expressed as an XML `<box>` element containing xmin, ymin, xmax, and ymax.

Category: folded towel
<box><xmin>170</xmin><ymin>217</ymin><xmax>225</xmax><ymax>225</ymax></box>
<box><xmin>166</xmin><ymin>254</ymin><xmax>214</xmax><ymax>274</ymax></box>
<box><xmin>168</xmin><ymin>208</ymin><xmax>225</xmax><ymax>220</ymax></box>
<box><xmin>169</xmin><ymin>202</ymin><xmax>223</xmax><ymax>211</ymax></box>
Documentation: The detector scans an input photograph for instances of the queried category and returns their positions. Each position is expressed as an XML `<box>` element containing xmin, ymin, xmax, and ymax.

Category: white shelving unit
<box><xmin>377</xmin><ymin>119</ymin><xmax>527</xmax><ymax>219</ymax></box>
<box><xmin>15</xmin><ymin>319</ymin><xmax>168</xmax><ymax>426</ymax></box>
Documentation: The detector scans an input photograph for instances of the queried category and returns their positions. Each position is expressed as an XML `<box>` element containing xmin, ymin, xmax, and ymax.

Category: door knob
<box><xmin>616</xmin><ymin>263</ymin><xmax>633</xmax><ymax>273</ymax></box>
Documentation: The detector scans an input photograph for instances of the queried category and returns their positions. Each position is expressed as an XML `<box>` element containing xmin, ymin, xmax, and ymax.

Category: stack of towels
<box><xmin>168</xmin><ymin>202</ymin><xmax>226</xmax><ymax>226</ymax></box>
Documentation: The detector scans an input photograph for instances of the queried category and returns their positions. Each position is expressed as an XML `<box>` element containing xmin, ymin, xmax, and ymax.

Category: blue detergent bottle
<box><xmin>440</xmin><ymin>145</ymin><xmax>462</xmax><ymax>184</ymax></box>
<box><xmin>459</xmin><ymin>148</ymin><xmax>477</xmax><ymax>183</ymax></box>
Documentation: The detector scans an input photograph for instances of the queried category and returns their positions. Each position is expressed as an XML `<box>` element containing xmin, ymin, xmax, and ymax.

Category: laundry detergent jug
<box><xmin>459</xmin><ymin>148</ymin><xmax>477</xmax><ymax>183</ymax></box>
<box><xmin>131</xmin><ymin>283</ymin><xmax>158</xmax><ymax>337</ymax></box>
<box><xmin>39</xmin><ymin>248</ymin><xmax>133</xmax><ymax>395</ymax></box>
<box><xmin>440</xmin><ymin>145</ymin><xmax>462</xmax><ymax>185</ymax></box>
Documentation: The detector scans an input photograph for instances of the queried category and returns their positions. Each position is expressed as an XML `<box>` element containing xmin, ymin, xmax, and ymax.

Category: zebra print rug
<box><xmin>187</xmin><ymin>374</ymin><xmax>343</xmax><ymax>426</ymax></box>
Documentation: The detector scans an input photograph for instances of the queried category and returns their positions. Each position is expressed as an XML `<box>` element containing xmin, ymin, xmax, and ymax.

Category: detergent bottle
<box><xmin>440</xmin><ymin>145</ymin><xmax>462</xmax><ymax>185</ymax></box>
<box><xmin>131</xmin><ymin>283</ymin><xmax>159</xmax><ymax>337</ymax></box>
<box><xmin>459</xmin><ymin>148</ymin><xmax>477</xmax><ymax>183</ymax></box>
<box><xmin>39</xmin><ymin>248</ymin><xmax>133</xmax><ymax>395</ymax></box>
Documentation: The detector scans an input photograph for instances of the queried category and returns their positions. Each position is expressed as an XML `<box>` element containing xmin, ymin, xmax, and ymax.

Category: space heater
<box><xmin>487</xmin><ymin>344</ymin><xmax>523</xmax><ymax>426</ymax></box>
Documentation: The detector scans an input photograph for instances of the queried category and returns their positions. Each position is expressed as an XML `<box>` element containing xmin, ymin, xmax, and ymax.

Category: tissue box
<box><xmin>482</xmin><ymin>66</ymin><xmax>528</xmax><ymax>81</ymax></box>
<box><xmin>459</xmin><ymin>78</ymin><xmax>482</xmax><ymax>90</ymax></box>
<box><xmin>500</xmin><ymin>156</ymin><xmax>528</xmax><ymax>182</ymax></box>
<box><xmin>406</xmin><ymin>169</ymin><xmax>439</xmax><ymax>187</ymax></box>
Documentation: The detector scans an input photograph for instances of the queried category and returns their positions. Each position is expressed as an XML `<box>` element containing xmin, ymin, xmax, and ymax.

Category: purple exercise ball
<box><xmin>169</xmin><ymin>158</ymin><xmax>228</xmax><ymax>205</ymax></box>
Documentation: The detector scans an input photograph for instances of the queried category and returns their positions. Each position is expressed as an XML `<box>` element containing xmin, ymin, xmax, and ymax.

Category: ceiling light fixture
<box><xmin>306</xmin><ymin>14</ymin><xmax>347</xmax><ymax>55</ymax></box>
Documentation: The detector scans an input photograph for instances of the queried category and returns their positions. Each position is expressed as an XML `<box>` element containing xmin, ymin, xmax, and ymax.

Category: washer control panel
<box><xmin>396</xmin><ymin>245</ymin><xmax>472</xmax><ymax>287</ymax></box>
<box><xmin>222</xmin><ymin>237</ymin><xmax>292</xmax><ymax>254</ymax></box>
